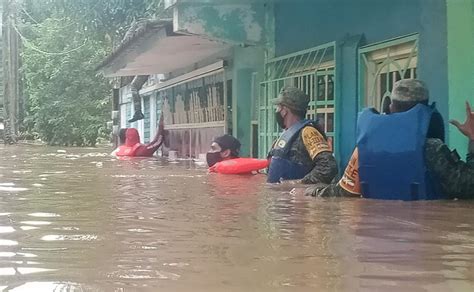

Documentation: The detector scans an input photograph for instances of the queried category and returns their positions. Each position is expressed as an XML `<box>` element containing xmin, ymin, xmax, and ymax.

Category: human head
<box><xmin>389</xmin><ymin>79</ymin><xmax>429</xmax><ymax>113</ymax></box>
<box><xmin>124</xmin><ymin>128</ymin><xmax>140</xmax><ymax>146</ymax></box>
<box><xmin>118</xmin><ymin>128</ymin><xmax>127</xmax><ymax>145</ymax></box>
<box><xmin>206</xmin><ymin>134</ymin><xmax>241</xmax><ymax>167</ymax></box>
<box><xmin>272</xmin><ymin>86</ymin><xmax>310</xmax><ymax>129</ymax></box>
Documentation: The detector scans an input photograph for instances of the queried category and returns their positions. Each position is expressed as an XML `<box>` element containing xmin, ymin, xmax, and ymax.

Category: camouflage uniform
<box><xmin>289</xmin><ymin>136</ymin><xmax>338</xmax><ymax>184</ymax></box>
<box><xmin>270</xmin><ymin>86</ymin><xmax>338</xmax><ymax>184</ymax></box>
<box><xmin>425</xmin><ymin>139</ymin><xmax>474</xmax><ymax>199</ymax></box>
<box><xmin>312</xmin><ymin>139</ymin><xmax>474</xmax><ymax>199</ymax></box>
<box><xmin>310</xmin><ymin>79</ymin><xmax>474</xmax><ymax>199</ymax></box>
<box><xmin>131</xmin><ymin>75</ymin><xmax>149</xmax><ymax>112</ymax></box>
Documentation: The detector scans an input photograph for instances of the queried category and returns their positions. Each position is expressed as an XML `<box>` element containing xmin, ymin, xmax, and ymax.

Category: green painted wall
<box><xmin>232</xmin><ymin>46</ymin><xmax>264</xmax><ymax>157</ymax></box>
<box><xmin>175</xmin><ymin>2</ymin><xmax>265</xmax><ymax>45</ymax></box>
<box><xmin>447</xmin><ymin>0</ymin><xmax>474</xmax><ymax>157</ymax></box>
<box><xmin>173</xmin><ymin>2</ymin><xmax>267</xmax><ymax>156</ymax></box>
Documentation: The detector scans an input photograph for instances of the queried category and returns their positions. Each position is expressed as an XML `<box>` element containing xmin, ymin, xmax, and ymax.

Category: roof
<box><xmin>96</xmin><ymin>19</ymin><xmax>231</xmax><ymax>77</ymax></box>
<box><xmin>96</xmin><ymin>19</ymin><xmax>173</xmax><ymax>72</ymax></box>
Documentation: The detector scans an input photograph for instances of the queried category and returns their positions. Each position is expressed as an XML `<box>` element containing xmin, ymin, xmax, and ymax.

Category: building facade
<box><xmin>100</xmin><ymin>0</ymin><xmax>474</xmax><ymax>169</ymax></box>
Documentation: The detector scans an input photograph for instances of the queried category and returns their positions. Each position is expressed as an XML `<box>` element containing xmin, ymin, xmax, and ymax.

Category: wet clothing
<box><xmin>355</xmin><ymin>104</ymin><xmax>443</xmax><ymax>200</ymax></box>
<box><xmin>113</xmin><ymin>128</ymin><xmax>164</xmax><ymax>157</ymax></box>
<box><xmin>267</xmin><ymin>120</ymin><xmax>337</xmax><ymax>184</ymax></box>
<box><xmin>131</xmin><ymin>75</ymin><xmax>149</xmax><ymax>112</ymax></box>
<box><xmin>116</xmin><ymin>128</ymin><xmax>141</xmax><ymax>156</ymax></box>
<box><xmin>310</xmin><ymin>104</ymin><xmax>464</xmax><ymax>200</ymax></box>
<box><xmin>425</xmin><ymin>139</ymin><xmax>474</xmax><ymax>199</ymax></box>
<box><xmin>315</xmin><ymin>139</ymin><xmax>474</xmax><ymax>199</ymax></box>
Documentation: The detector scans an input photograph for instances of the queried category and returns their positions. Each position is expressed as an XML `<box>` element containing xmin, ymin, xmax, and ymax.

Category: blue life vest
<box><xmin>357</xmin><ymin>104</ymin><xmax>444</xmax><ymax>200</ymax></box>
<box><xmin>267</xmin><ymin>120</ymin><xmax>314</xmax><ymax>183</ymax></box>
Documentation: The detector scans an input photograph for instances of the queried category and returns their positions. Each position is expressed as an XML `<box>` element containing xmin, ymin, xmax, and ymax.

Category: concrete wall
<box><xmin>231</xmin><ymin>46</ymin><xmax>265</xmax><ymax>156</ymax></box>
<box><xmin>174</xmin><ymin>2</ymin><xmax>266</xmax><ymax>45</ymax></box>
<box><xmin>171</xmin><ymin>2</ymin><xmax>266</xmax><ymax>156</ymax></box>
<box><xmin>274</xmin><ymin>0</ymin><xmax>449</xmax><ymax>169</ymax></box>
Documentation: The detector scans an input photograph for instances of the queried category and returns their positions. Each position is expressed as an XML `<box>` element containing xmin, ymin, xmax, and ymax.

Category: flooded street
<box><xmin>0</xmin><ymin>145</ymin><xmax>473</xmax><ymax>291</ymax></box>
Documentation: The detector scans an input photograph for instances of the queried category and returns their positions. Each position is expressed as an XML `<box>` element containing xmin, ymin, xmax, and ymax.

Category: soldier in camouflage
<box><xmin>267</xmin><ymin>86</ymin><xmax>338</xmax><ymax>184</ymax></box>
<box><xmin>308</xmin><ymin>79</ymin><xmax>474</xmax><ymax>199</ymax></box>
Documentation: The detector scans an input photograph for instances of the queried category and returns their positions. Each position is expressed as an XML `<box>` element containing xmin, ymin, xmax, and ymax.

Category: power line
<box><xmin>11</xmin><ymin>19</ymin><xmax>88</xmax><ymax>56</ymax></box>
<box><xmin>20</xmin><ymin>6</ymin><xmax>39</xmax><ymax>24</ymax></box>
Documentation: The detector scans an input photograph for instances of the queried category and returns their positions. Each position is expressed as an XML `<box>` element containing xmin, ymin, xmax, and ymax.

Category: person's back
<box><xmin>356</xmin><ymin>103</ymin><xmax>444</xmax><ymax>200</ymax></box>
<box><xmin>310</xmin><ymin>79</ymin><xmax>474</xmax><ymax>200</ymax></box>
<box><xmin>113</xmin><ymin>115</ymin><xmax>166</xmax><ymax>157</ymax></box>
<box><xmin>115</xmin><ymin>128</ymin><xmax>141</xmax><ymax>157</ymax></box>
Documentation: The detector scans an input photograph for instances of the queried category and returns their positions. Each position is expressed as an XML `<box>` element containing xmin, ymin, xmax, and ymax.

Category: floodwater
<box><xmin>0</xmin><ymin>145</ymin><xmax>474</xmax><ymax>292</ymax></box>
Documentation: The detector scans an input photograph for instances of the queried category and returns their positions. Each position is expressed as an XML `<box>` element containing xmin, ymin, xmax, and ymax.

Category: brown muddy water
<box><xmin>0</xmin><ymin>145</ymin><xmax>474</xmax><ymax>291</ymax></box>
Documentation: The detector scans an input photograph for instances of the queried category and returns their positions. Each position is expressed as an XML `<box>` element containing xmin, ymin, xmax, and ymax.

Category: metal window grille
<box><xmin>143</xmin><ymin>95</ymin><xmax>151</xmax><ymax>142</ymax></box>
<box><xmin>259</xmin><ymin>42</ymin><xmax>336</xmax><ymax>158</ymax></box>
<box><xmin>359</xmin><ymin>34</ymin><xmax>418</xmax><ymax>112</ymax></box>
<box><xmin>125</xmin><ymin>102</ymin><xmax>132</xmax><ymax>128</ymax></box>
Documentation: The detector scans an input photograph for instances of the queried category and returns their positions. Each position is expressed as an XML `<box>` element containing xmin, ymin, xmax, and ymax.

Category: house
<box><xmin>98</xmin><ymin>12</ymin><xmax>265</xmax><ymax>158</ymax></box>
<box><xmin>99</xmin><ymin>0</ymin><xmax>474</xmax><ymax>169</ymax></box>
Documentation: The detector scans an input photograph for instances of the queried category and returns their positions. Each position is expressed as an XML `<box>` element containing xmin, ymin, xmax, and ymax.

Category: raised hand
<box><xmin>158</xmin><ymin>113</ymin><xmax>165</xmax><ymax>135</ymax></box>
<box><xmin>450</xmin><ymin>101</ymin><xmax>474</xmax><ymax>140</ymax></box>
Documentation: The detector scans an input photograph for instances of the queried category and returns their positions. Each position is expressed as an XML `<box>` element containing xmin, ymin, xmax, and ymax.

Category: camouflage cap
<box><xmin>272</xmin><ymin>86</ymin><xmax>310</xmax><ymax>112</ymax></box>
<box><xmin>391</xmin><ymin>79</ymin><xmax>429</xmax><ymax>102</ymax></box>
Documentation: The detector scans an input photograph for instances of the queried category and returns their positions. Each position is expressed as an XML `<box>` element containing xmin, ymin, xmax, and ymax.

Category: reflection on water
<box><xmin>0</xmin><ymin>144</ymin><xmax>474</xmax><ymax>291</ymax></box>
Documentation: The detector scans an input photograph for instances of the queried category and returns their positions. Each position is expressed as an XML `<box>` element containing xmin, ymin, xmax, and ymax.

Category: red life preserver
<box><xmin>115</xmin><ymin>128</ymin><xmax>141</xmax><ymax>157</ymax></box>
<box><xmin>209</xmin><ymin>158</ymin><xmax>269</xmax><ymax>174</ymax></box>
<box><xmin>116</xmin><ymin>143</ymin><xmax>141</xmax><ymax>157</ymax></box>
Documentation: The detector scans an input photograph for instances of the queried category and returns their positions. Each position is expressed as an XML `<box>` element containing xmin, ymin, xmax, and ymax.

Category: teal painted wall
<box><xmin>172</xmin><ymin>2</ymin><xmax>267</xmax><ymax>156</ymax></box>
<box><xmin>231</xmin><ymin>46</ymin><xmax>265</xmax><ymax>156</ymax></box>
<box><xmin>273</xmin><ymin>0</ymin><xmax>449</xmax><ymax>170</ymax></box>
<box><xmin>175</xmin><ymin>2</ymin><xmax>266</xmax><ymax>45</ymax></box>
<box><xmin>446</xmin><ymin>0</ymin><xmax>474</xmax><ymax>158</ymax></box>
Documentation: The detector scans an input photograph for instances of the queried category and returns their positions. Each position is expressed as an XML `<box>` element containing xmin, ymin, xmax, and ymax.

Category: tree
<box><xmin>2</xmin><ymin>0</ymin><xmax>21</xmax><ymax>144</ymax></box>
<box><xmin>20</xmin><ymin>0</ymin><xmax>166</xmax><ymax>146</ymax></box>
<box><xmin>23</xmin><ymin>0</ymin><xmax>166</xmax><ymax>45</ymax></box>
<box><xmin>22</xmin><ymin>17</ymin><xmax>110</xmax><ymax>146</ymax></box>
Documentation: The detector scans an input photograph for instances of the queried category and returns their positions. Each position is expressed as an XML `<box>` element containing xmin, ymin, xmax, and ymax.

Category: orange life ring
<box><xmin>209</xmin><ymin>158</ymin><xmax>269</xmax><ymax>174</ymax></box>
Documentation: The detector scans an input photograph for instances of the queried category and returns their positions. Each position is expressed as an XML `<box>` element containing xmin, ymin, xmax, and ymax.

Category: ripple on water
<box><xmin>20</xmin><ymin>221</ymin><xmax>51</xmax><ymax>226</ymax></box>
<box><xmin>0</xmin><ymin>252</ymin><xmax>37</xmax><ymax>258</ymax></box>
<box><xmin>6</xmin><ymin>282</ymin><xmax>83</xmax><ymax>292</ymax></box>
<box><xmin>41</xmin><ymin>234</ymin><xmax>98</xmax><ymax>241</ymax></box>
<box><xmin>0</xmin><ymin>226</ymin><xmax>15</xmax><ymax>234</ymax></box>
<box><xmin>28</xmin><ymin>213</ymin><xmax>60</xmax><ymax>218</ymax></box>
<box><xmin>0</xmin><ymin>183</ymin><xmax>15</xmax><ymax>187</ymax></box>
<box><xmin>108</xmin><ymin>270</ymin><xmax>181</xmax><ymax>281</ymax></box>
<box><xmin>20</xmin><ymin>226</ymin><xmax>40</xmax><ymax>231</ymax></box>
<box><xmin>0</xmin><ymin>186</ymin><xmax>29</xmax><ymax>192</ymax></box>
<box><xmin>2</xmin><ymin>145</ymin><xmax>474</xmax><ymax>291</ymax></box>
<box><xmin>0</xmin><ymin>239</ymin><xmax>18</xmax><ymax>246</ymax></box>
<box><xmin>0</xmin><ymin>268</ymin><xmax>55</xmax><ymax>276</ymax></box>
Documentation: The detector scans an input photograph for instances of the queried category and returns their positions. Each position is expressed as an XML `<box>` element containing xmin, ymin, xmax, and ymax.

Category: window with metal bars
<box><xmin>159</xmin><ymin>71</ymin><xmax>226</xmax><ymax>127</ymax></box>
<box><xmin>259</xmin><ymin>42</ymin><xmax>337</xmax><ymax>158</ymax></box>
<box><xmin>143</xmin><ymin>95</ymin><xmax>151</xmax><ymax>143</ymax></box>
<box><xmin>359</xmin><ymin>34</ymin><xmax>418</xmax><ymax>112</ymax></box>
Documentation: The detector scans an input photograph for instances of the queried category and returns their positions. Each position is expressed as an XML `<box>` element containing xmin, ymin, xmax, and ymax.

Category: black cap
<box><xmin>214</xmin><ymin>134</ymin><xmax>241</xmax><ymax>156</ymax></box>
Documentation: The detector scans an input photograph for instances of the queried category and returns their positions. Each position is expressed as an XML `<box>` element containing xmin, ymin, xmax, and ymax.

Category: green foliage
<box><xmin>23</xmin><ymin>0</ymin><xmax>167</xmax><ymax>42</ymax></box>
<box><xmin>21</xmin><ymin>0</ymin><xmax>165</xmax><ymax>146</ymax></box>
<box><xmin>23</xmin><ymin>18</ymin><xmax>110</xmax><ymax>146</ymax></box>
